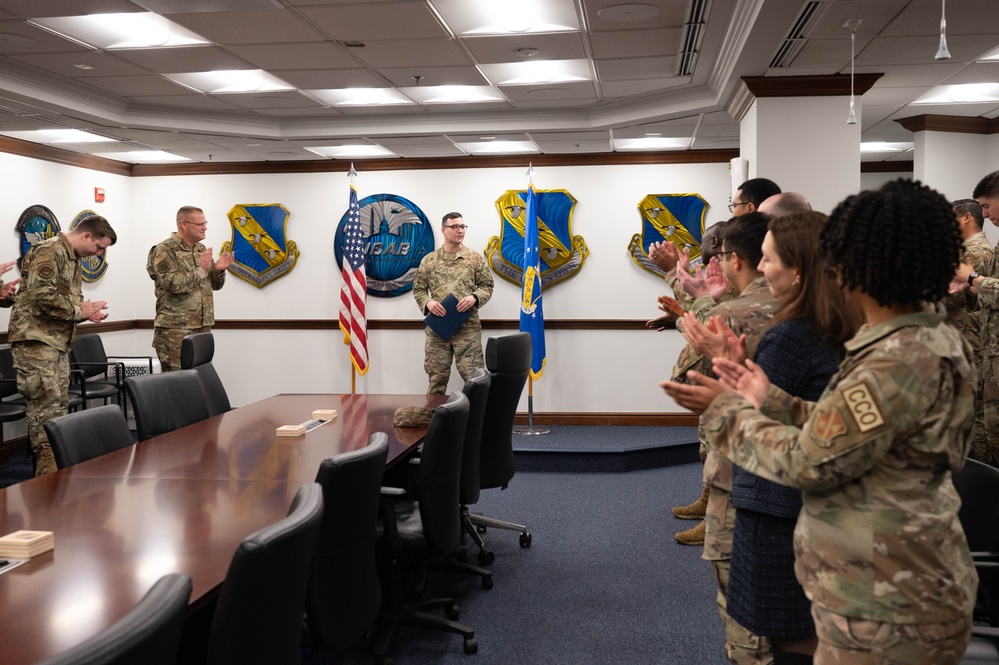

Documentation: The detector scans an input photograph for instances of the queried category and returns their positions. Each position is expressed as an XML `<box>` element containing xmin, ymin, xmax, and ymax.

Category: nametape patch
<box><xmin>842</xmin><ymin>380</ymin><xmax>885</xmax><ymax>433</ymax></box>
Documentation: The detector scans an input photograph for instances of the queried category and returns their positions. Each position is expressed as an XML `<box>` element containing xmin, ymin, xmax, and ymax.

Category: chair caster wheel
<box><xmin>520</xmin><ymin>532</ymin><xmax>532</xmax><ymax>547</ymax></box>
<box><xmin>476</xmin><ymin>525</ymin><xmax>487</xmax><ymax>533</ymax></box>
<box><xmin>477</xmin><ymin>549</ymin><xmax>495</xmax><ymax>565</ymax></box>
<box><xmin>445</xmin><ymin>604</ymin><xmax>461</xmax><ymax>620</ymax></box>
<box><xmin>481</xmin><ymin>575</ymin><xmax>493</xmax><ymax>590</ymax></box>
<box><xmin>464</xmin><ymin>637</ymin><xmax>478</xmax><ymax>654</ymax></box>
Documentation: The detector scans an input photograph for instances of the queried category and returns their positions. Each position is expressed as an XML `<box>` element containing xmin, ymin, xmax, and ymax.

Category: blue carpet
<box><xmin>512</xmin><ymin>425</ymin><xmax>698</xmax><ymax>453</ymax></box>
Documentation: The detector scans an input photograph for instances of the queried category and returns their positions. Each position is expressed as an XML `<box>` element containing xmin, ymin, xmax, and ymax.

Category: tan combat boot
<box><xmin>675</xmin><ymin>519</ymin><xmax>706</xmax><ymax>546</ymax></box>
<box><xmin>672</xmin><ymin>484</ymin><xmax>709</xmax><ymax>520</ymax></box>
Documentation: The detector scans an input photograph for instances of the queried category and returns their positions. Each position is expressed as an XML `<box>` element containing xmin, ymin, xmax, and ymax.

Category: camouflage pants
<box><xmin>976</xmin><ymin>354</ymin><xmax>999</xmax><ymax>467</ymax></box>
<box><xmin>12</xmin><ymin>340</ymin><xmax>69</xmax><ymax>477</ymax></box>
<box><xmin>424</xmin><ymin>325</ymin><xmax>484</xmax><ymax>395</ymax></box>
<box><xmin>812</xmin><ymin>605</ymin><xmax>970</xmax><ymax>665</ymax></box>
<box><xmin>711</xmin><ymin>559</ymin><xmax>774</xmax><ymax>665</ymax></box>
<box><xmin>153</xmin><ymin>326</ymin><xmax>209</xmax><ymax>372</ymax></box>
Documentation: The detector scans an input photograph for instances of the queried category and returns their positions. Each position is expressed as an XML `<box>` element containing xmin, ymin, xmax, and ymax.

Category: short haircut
<box><xmin>759</xmin><ymin>192</ymin><xmax>812</xmax><ymax>217</ymax></box>
<box><xmin>953</xmin><ymin>198</ymin><xmax>984</xmax><ymax>229</ymax></box>
<box><xmin>737</xmin><ymin>178</ymin><xmax>781</xmax><ymax>206</ymax></box>
<box><xmin>176</xmin><ymin>206</ymin><xmax>204</xmax><ymax>224</ymax></box>
<box><xmin>822</xmin><ymin>179</ymin><xmax>961</xmax><ymax>309</ymax></box>
<box><xmin>768</xmin><ymin>212</ymin><xmax>862</xmax><ymax>347</ymax></box>
<box><xmin>722</xmin><ymin>212</ymin><xmax>770</xmax><ymax>269</ymax></box>
<box><xmin>700</xmin><ymin>221</ymin><xmax>728</xmax><ymax>262</ymax></box>
<box><xmin>441</xmin><ymin>212</ymin><xmax>463</xmax><ymax>225</ymax></box>
<box><xmin>973</xmin><ymin>171</ymin><xmax>999</xmax><ymax>199</ymax></box>
<box><xmin>75</xmin><ymin>215</ymin><xmax>117</xmax><ymax>245</ymax></box>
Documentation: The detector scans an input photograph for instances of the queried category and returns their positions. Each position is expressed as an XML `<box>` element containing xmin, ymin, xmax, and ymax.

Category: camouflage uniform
<box><xmin>8</xmin><ymin>234</ymin><xmax>86</xmax><ymax>476</ymax></box>
<box><xmin>412</xmin><ymin>245</ymin><xmax>493</xmax><ymax>395</ymax></box>
<box><xmin>943</xmin><ymin>231</ymin><xmax>992</xmax><ymax>463</ymax></box>
<box><xmin>703</xmin><ymin>311</ymin><xmax>977</xmax><ymax>664</ymax></box>
<box><xmin>146</xmin><ymin>234</ymin><xmax>225</xmax><ymax>371</ymax></box>
<box><xmin>676</xmin><ymin>277</ymin><xmax>779</xmax><ymax>665</ymax></box>
<box><xmin>972</xmin><ymin>235</ymin><xmax>999</xmax><ymax>466</ymax></box>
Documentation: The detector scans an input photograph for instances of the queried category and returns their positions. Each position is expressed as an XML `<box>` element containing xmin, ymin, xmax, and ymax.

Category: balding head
<box><xmin>758</xmin><ymin>192</ymin><xmax>812</xmax><ymax>217</ymax></box>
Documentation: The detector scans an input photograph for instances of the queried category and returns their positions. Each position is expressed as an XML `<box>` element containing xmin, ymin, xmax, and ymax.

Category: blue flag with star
<box><xmin>519</xmin><ymin>184</ymin><xmax>545</xmax><ymax>380</ymax></box>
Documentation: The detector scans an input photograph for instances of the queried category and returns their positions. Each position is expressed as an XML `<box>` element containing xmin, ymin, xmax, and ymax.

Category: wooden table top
<box><xmin>0</xmin><ymin>392</ymin><xmax>445</xmax><ymax>665</ymax></box>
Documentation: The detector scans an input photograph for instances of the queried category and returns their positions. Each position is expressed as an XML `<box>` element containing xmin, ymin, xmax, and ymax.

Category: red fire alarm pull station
<box><xmin>94</xmin><ymin>187</ymin><xmax>105</xmax><ymax>203</ymax></box>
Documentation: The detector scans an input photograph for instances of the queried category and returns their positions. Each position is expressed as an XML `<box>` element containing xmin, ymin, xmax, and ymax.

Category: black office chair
<box><xmin>963</xmin><ymin>626</ymin><xmax>999</xmax><ymax>663</ymax></box>
<box><xmin>43</xmin><ymin>404</ymin><xmax>134</xmax><ymax>469</ymax></box>
<box><xmin>375</xmin><ymin>391</ymin><xmax>486</xmax><ymax>661</ymax></box>
<box><xmin>37</xmin><ymin>573</ymin><xmax>191</xmax><ymax>665</ymax></box>
<box><xmin>0</xmin><ymin>344</ymin><xmax>27</xmax><ymax>447</ymax></box>
<box><xmin>305</xmin><ymin>434</ymin><xmax>388</xmax><ymax>655</ymax></box>
<box><xmin>954</xmin><ymin>458</ymin><xmax>999</xmax><ymax>626</ymax></box>
<box><xmin>469</xmin><ymin>332</ymin><xmax>533</xmax><ymax>548</ymax></box>
<box><xmin>125</xmin><ymin>370</ymin><xmax>211</xmax><ymax>441</ymax></box>
<box><xmin>456</xmin><ymin>368</ymin><xmax>494</xmax><ymax>565</ymax></box>
<box><xmin>69</xmin><ymin>334</ymin><xmax>154</xmax><ymax>413</ymax></box>
<box><xmin>180</xmin><ymin>332</ymin><xmax>231</xmax><ymax>417</ymax></box>
<box><xmin>207</xmin><ymin>482</ymin><xmax>324</xmax><ymax>665</ymax></box>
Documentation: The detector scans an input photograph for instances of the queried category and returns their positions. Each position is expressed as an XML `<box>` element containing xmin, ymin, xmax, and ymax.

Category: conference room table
<box><xmin>0</xmin><ymin>392</ymin><xmax>445</xmax><ymax>665</ymax></box>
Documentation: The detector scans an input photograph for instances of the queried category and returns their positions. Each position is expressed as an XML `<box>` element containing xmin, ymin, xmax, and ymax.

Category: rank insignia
<box><xmin>486</xmin><ymin>189</ymin><xmax>587</xmax><ymax>289</ymax></box>
<box><xmin>627</xmin><ymin>194</ymin><xmax>708</xmax><ymax>278</ymax></box>
<box><xmin>15</xmin><ymin>204</ymin><xmax>59</xmax><ymax>270</ymax></box>
<box><xmin>334</xmin><ymin>193</ymin><xmax>435</xmax><ymax>298</ymax></box>
<box><xmin>71</xmin><ymin>210</ymin><xmax>109</xmax><ymax>282</ymax></box>
<box><xmin>812</xmin><ymin>406</ymin><xmax>848</xmax><ymax>448</ymax></box>
<box><xmin>221</xmin><ymin>204</ymin><xmax>299</xmax><ymax>288</ymax></box>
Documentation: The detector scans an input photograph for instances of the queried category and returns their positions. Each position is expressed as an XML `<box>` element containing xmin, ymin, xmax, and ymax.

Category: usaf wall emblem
<box><xmin>627</xmin><ymin>194</ymin><xmax>708</xmax><ymax>278</ymax></box>
<box><xmin>15</xmin><ymin>204</ymin><xmax>60</xmax><ymax>270</ymax></box>
<box><xmin>334</xmin><ymin>194</ymin><xmax>435</xmax><ymax>298</ymax></box>
<box><xmin>221</xmin><ymin>204</ymin><xmax>299</xmax><ymax>288</ymax></box>
<box><xmin>486</xmin><ymin>189</ymin><xmax>588</xmax><ymax>289</ymax></box>
<box><xmin>71</xmin><ymin>209</ymin><xmax>109</xmax><ymax>282</ymax></box>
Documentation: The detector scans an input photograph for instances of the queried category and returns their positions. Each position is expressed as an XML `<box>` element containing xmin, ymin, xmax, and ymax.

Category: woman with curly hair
<box><xmin>665</xmin><ymin>179</ymin><xmax>978</xmax><ymax>664</ymax></box>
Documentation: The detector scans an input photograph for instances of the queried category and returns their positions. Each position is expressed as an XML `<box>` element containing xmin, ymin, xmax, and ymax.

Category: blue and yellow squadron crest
<box><xmin>15</xmin><ymin>204</ymin><xmax>59</xmax><ymax>270</ymax></box>
<box><xmin>334</xmin><ymin>193</ymin><xmax>435</xmax><ymax>298</ymax></box>
<box><xmin>486</xmin><ymin>189</ymin><xmax>588</xmax><ymax>289</ymax></box>
<box><xmin>221</xmin><ymin>203</ymin><xmax>299</xmax><ymax>288</ymax></box>
<box><xmin>70</xmin><ymin>210</ymin><xmax>109</xmax><ymax>282</ymax></box>
<box><xmin>628</xmin><ymin>194</ymin><xmax>708</xmax><ymax>278</ymax></box>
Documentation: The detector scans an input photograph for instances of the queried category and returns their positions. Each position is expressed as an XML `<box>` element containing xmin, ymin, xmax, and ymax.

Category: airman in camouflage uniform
<box><xmin>704</xmin><ymin>311</ymin><xmax>976</xmax><ymax>665</ymax></box>
<box><xmin>147</xmin><ymin>206</ymin><xmax>232</xmax><ymax>371</ymax></box>
<box><xmin>943</xmin><ymin>200</ymin><xmax>993</xmax><ymax>464</ymax></box>
<box><xmin>9</xmin><ymin>217</ymin><xmax>117</xmax><ymax>476</ymax></box>
<box><xmin>412</xmin><ymin>212</ymin><xmax>493</xmax><ymax>395</ymax></box>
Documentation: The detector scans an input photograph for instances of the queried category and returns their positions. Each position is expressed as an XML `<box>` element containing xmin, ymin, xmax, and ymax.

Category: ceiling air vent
<box><xmin>769</xmin><ymin>0</ymin><xmax>829</xmax><ymax>69</ymax></box>
<box><xmin>677</xmin><ymin>0</ymin><xmax>711</xmax><ymax>76</ymax></box>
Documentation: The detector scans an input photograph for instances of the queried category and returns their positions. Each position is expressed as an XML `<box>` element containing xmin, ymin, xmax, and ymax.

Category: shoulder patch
<box><xmin>811</xmin><ymin>405</ymin><xmax>848</xmax><ymax>447</ymax></box>
<box><xmin>842</xmin><ymin>380</ymin><xmax>885</xmax><ymax>433</ymax></box>
<box><xmin>37</xmin><ymin>263</ymin><xmax>54</xmax><ymax>279</ymax></box>
<box><xmin>156</xmin><ymin>259</ymin><xmax>170</xmax><ymax>274</ymax></box>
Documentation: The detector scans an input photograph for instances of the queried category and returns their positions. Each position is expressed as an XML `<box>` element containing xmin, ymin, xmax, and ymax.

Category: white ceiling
<box><xmin>0</xmin><ymin>0</ymin><xmax>994</xmax><ymax>164</ymax></box>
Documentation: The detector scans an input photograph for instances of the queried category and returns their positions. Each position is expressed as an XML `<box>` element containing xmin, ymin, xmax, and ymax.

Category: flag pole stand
<box><xmin>514</xmin><ymin>376</ymin><xmax>549</xmax><ymax>435</ymax></box>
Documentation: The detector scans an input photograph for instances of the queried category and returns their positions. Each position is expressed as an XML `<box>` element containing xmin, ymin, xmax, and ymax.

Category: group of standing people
<box><xmin>659</xmin><ymin>176</ymin><xmax>990</xmax><ymax>664</ymax></box>
<box><xmin>6</xmin><ymin>206</ymin><xmax>230</xmax><ymax>476</ymax></box>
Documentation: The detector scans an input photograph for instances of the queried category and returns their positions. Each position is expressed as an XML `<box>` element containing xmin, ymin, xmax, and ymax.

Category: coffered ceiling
<box><xmin>0</xmin><ymin>0</ymin><xmax>994</xmax><ymax>164</ymax></box>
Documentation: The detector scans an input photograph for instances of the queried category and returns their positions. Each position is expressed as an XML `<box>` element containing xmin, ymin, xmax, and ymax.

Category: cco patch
<box><xmin>843</xmin><ymin>380</ymin><xmax>885</xmax><ymax>433</ymax></box>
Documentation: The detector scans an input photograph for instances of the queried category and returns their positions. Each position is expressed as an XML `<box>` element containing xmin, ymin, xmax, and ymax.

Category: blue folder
<box><xmin>424</xmin><ymin>293</ymin><xmax>473</xmax><ymax>342</ymax></box>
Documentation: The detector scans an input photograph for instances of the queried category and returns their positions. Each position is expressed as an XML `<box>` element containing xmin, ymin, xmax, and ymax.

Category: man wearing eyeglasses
<box><xmin>729</xmin><ymin>178</ymin><xmax>781</xmax><ymax>216</ymax></box>
<box><xmin>146</xmin><ymin>206</ymin><xmax>233</xmax><ymax>371</ymax></box>
<box><xmin>413</xmin><ymin>212</ymin><xmax>494</xmax><ymax>395</ymax></box>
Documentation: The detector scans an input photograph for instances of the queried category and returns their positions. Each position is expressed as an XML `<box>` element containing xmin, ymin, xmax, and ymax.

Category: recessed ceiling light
<box><xmin>31</xmin><ymin>13</ymin><xmax>208</xmax><ymax>49</ymax></box>
<box><xmin>481</xmin><ymin>59</ymin><xmax>590</xmax><ymax>85</ymax></box>
<box><xmin>94</xmin><ymin>150</ymin><xmax>191</xmax><ymax>163</ymax></box>
<box><xmin>305</xmin><ymin>145</ymin><xmax>397</xmax><ymax>158</ymax></box>
<box><xmin>860</xmin><ymin>142</ymin><xmax>913</xmax><ymax>153</ymax></box>
<box><xmin>1</xmin><ymin>129</ymin><xmax>117</xmax><ymax>144</ymax></box>
<box><xmin>613</xmin><ymin>137</ymin><xmax>689</xmax><ymax>151</ymax></box>
<box><xmin>402</xmin><ymin>85</ymin><xmax>504</xmax><ymax>104</ymax></box>
<box><xmin>164</xmin><ymin>70</ymin><xmax>293</xmax><ymax>94</ymax></box>
<box><xmin>911</xmin><ymin>83</ymin><xmax>999</xmax><ymax>104</ymax></box>
<box><xmin>517</xmin><ymin>48</ymin><xmax>540</xmax><ymax>57</ymax></box>
<box><xmin>456</xmin><ymin>140</ymin><xmax>539</xmax><ymax>155</ymax></box>
<box><xmin>434</xmin><ymin>0</ymin><xmax>579</xmax><ymax>36</ymax></box>
<box><xmin>306</xmin><ymin>88</ymin><xmax>413</xmax><ymax>107</ymax></box>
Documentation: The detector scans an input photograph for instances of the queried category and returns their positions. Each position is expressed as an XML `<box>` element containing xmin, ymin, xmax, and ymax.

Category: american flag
<box><xmin>339</xmin><ymin>183</ymin><xmax>368</xmax><ymax>375</ymax></box>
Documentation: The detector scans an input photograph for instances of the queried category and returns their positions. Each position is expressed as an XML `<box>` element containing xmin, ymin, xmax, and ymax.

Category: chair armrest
<box><xmin>70</xmin><ymin>361</ymin><xmax>126</xmax><ymax>388</ymax></box>
<box><xmin>972</xmin><ymin>551</ymin><xmax>999</xmax><ymax>562</ymax></box>
<box><xmin>107</xmin><ymin>355</ymin><xmax>155</xmax><ymax>374</ymax></box>
<box><xmin>379</xmin><ymin>486</ymin><xmax>407</xmax><ymax>561</ymax></box>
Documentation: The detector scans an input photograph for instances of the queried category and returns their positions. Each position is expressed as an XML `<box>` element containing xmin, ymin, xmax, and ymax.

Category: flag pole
<box><xmin>515</xmin><ymin>163</ymin><xmax>549</xmax><ymax>436</ymax></box>
<box><xmin>349</xmin><ymin>163</ymin><xmax>357</xmax><ymax>394</ymax></box>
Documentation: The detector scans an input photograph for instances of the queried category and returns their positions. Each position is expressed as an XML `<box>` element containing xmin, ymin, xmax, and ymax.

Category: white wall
<box><xmin>1</xmin><ymin>153</ymin><xmax>737</xmax><ymax>414</ymax></box>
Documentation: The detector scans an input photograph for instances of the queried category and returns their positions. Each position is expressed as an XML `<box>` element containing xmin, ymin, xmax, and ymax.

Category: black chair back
<box><xmin>37</xmin><ymin>573</ymin><xmax>191</xmax><ymax>665</ymax></box>
<box><xmin>181</xmin><ymin>333</ymin><xmax>231</xmax><ymax>417</ymax></box>
<box><xmin>306</xmin><ymin>434</ymin><xmax>389</xmax><ymax>653</ymax></box>
<box><xmin>125</xmin><ymin>370</ymin><xmax>211</xmax><ymax>441</ymax></box>
<box><xmin>460</xmin><ymin>368</ymin><xmax>491</xmax><ymax>506</ymax></box>
<box><xmin>955</xmin><ymin>458</ymin><xmax>999</xmax><ymax>554</ymax></box>
<box><xmin>416</xmin><ymin>391</ymin><xmax>469</xmax><ymax>555</ymax></box>
<box><xmin>43</xmin><ymin>405</ymin><xmax>134</xmax><ymax>469</ymax></box>
<box><xmin>480</xmin><ymin>332</ymin><xmax>531</xmax><ymax>490</ymax></box>
<box><xmin>0</xmin><ymin>343</ymin><xmax>20</xmax><ymax>400</ymax></box>
<box><xmin>207</xmin><ymin>483</ymin><xmax>324</xmax><ymax>665</ymax></box>
<box><xmin>70</xmin><ymin>335</ymin><xmax>111</xmax><ymax>381</ymax></box>
<box><xmin>180</xmin><ymin>332</ymin><xmax>214</xmax><ymax>369</ymax></box>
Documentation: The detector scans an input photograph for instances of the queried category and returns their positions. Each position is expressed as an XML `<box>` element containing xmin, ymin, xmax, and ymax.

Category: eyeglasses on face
<box><xmin>727</xmin><ymin>201</ymin><xmax>750</xmax><ymax>213</ymax></box>
<box><xmin>443</xmin><ymin>224</ymin><xmax>468</xmax><ymax>231</ymax></box>
<box><xmin>183</xmin><ymin>221</ymin><xmax>208</xmax><ymax>228</ymax></box>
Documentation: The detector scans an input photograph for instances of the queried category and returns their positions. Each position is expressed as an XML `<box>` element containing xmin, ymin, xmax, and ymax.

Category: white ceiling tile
<box><xmin>589</xmin><ymin>28</ymin><xmax>682</xmax><ymax>59</ymax></box>
<box><xmin>461</xmin><ymin>33</ymin><xmax>586</xmax><ymax>64</ymax></box>
<box><xmin>168</xmin><ymin>9</ymin><xmax>326</xmax><ymax>44</ymax></box>
<box><xmin>225</xmin><ymin>43</ymin><xmax>358</xmax><ymax>70</ymax></box>
<box><xmin>596</xmin><ymin>56</ymin><xmax>678</xmax><ymax>80</ymax></box>
<box><xmin>352</xmin><ymin>38</ymin><xmax>472</xmax><ymax>68</ymax></box>
<box><xmin>297</xmin><ymin>2</ymin><xmax>449</xmax><ymax>41</ymax></box>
